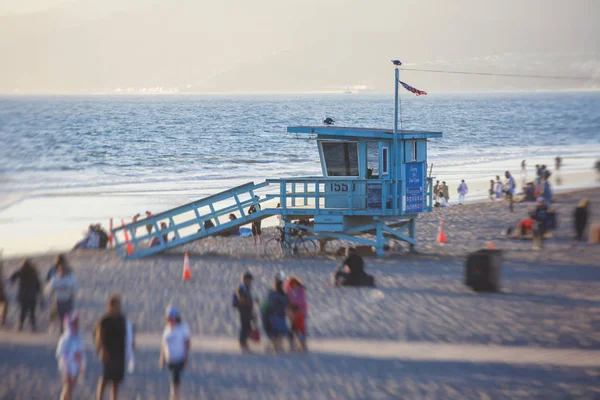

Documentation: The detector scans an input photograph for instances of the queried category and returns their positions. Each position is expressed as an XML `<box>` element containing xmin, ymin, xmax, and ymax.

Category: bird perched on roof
<box><xmin>323</xmin><ymin>116</ymin><xmax>334</xmax><ymax>125</ymax></box>
<box><xmin>391</xmin><ymin>60</ymin><xmax>402</xmax><ymax>66</ymax></box>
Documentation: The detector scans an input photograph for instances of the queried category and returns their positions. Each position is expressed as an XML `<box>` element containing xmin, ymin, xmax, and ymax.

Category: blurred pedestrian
<box><xmin>495</xmin><ymin>175</ymin><xmax>504</xmax><ymax>200</ymax></box>
<box><xmin>248</xmin><ymin>196</ymin><xmax>262</xmax><ymax>245</ymax></box>
<box><xmin>232</xmin><ymin>272</ymin><xmax>256</xmax><ymax>353</ymax></box>
<box><xmin>159</xmin><ymin>306</ymin><xmax>191</xmax><ymax>400</ymax></box>
<box><xmin>488</xmin><ymin>179</ymin><xmax>495</xmax><ymax>201</ymax></box>
<box><xmin>441</xmin><ymin>181</ymin><xmax>450</xmax><ymax>201</ymax></box>
<box><xmin>0</xmin><ymin>256</ymin><xmax>7</xmax><ymax>328</ymax></box>
<box><xmin>145</xmin><ymin>211</ymin><xmax>154</xmax><ymax>235</ymax></box>
<box><xmin>96</xmin><ymin>294</ymin><xmax>133</xmax><ymax>400</ymax></box>
<box><xmin>9</xmin><ymin>259</ymin><xmax>41</xmax><ymax>332</ymax></box>
<box><xmin>457</xmin><ymin>180</ymin><xmax>468</xmax><ymax>205</ymax></box>
<box><xmin>574</xmin><ymin>198</ymin><xmax>589</xmax><ymax>241</ymax></box>
<box><xmin>56</xmin><ymin>312</ymin><xmax>86</xmax><ymax>400</ymax></box>
<box><xmin>504</xmin><ymin>171</ymin><xmax>515</xmax><ymax>212</ymax></box>
<box><xmin>46</xmin><ymin>255</ymin><xmax>78</xmax><ymax>334</ymax></box>
<box><xmin>263</xmin><ymin>272</ymin><xmax>290</xmax><ymax>353</ymax></box>
<box><xmin>284</xmin><ymin>276</ymin><xmax>308</xmax><ymax>351</ymax></box>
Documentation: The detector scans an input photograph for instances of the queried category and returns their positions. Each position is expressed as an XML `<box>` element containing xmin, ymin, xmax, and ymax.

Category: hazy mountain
<box><xmin>0</xmin><ymin>0</ymin><xmax>598</xmax><ymax>93</ymax></box>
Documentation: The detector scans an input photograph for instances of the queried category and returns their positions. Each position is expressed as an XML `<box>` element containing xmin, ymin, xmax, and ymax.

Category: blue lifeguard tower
<box><xmin>111</xmin><ymin>62</ymin><xmax>442</xmax><ymax>258</ymax></box>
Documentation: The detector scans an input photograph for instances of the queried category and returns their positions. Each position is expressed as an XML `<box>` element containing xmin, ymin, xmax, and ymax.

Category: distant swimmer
<box><xmin>323</xmin><ymin>116</ymin><xmax>334</xmax><ymax>125</ymax></box>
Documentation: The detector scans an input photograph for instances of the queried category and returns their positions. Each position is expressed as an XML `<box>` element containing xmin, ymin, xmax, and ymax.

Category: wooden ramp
<box><xmin>111</xmin><ymin>181</ymin><xmax>277</xmax><ymax>259</ymax></box>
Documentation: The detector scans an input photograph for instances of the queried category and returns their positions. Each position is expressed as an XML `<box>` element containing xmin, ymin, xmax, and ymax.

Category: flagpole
<box><xmin>393</xmin><ymin>62</ymin><xmax>400</xmax><ymax>213</ymax></box>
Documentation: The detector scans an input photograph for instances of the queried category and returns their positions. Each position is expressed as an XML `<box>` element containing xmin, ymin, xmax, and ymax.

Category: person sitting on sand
<box><xmin>73</xmin><ymin>225</ymin><xmax>100</xmax><ymax>250</ymax></box>
<box><xmin>96</xmin><ymin>224</ymin><xmax>110</xmax><ymax>249</ymax></box>
<box><xmin>284</xmin><ymin>276</ymin><xmax>308</xmax><ymax>351</ymax></box>
<box><xmin>262</xmin><ymin>272</ymin><xmax>290</xmax><ymax>353</ymax></box>
<box><xmin>150</xmin><ymin>222</ymin><xmax>170</xmax><ymax>247</ymax></box>
<box><xmin>9</xmin><ymin>259</ymin><xmax>41</xmax><ymax>332</ymax></box>
<box><xmin>226</xmin><ymin>214</ymin><xmax>240</xmax><ymax>236</ymax></box>
<box><xmin>505</xmin><ymin>217</ymin><xmax>534</xmax><ymax>239</ymax></box>
<box><xmin>232</xmin><ymin>272</ymin><xmax>256</xmax><ymax>353</ymax></box>
<box><xmin>159</xmin><ymin>306</ymin><xmax>191</xmax><ymax>400</ymax></box>
<box><xmin>434</xmin><ymin>192</ymin><xmax>448</xmax><ymax>208</ymax></box>
<box><xmin>574</xmin><ymin>198</ymin><xmax>589</xmax><ymax>241</ymax></box>
<box><xmin>333</xmin><ymin>248</ymin><xmax>375</xmax><ymax>286</ymax></box>
<box><xmin>56</xmin><ymin>312</ymin><xmax>86</xmax><ymax>400</ymax></box>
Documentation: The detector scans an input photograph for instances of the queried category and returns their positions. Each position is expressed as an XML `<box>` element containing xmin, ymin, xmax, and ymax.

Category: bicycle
<box><xmin>264</xmin><ymin>227</ymin><xmax>318</xmax><ymax>257</ymax></box>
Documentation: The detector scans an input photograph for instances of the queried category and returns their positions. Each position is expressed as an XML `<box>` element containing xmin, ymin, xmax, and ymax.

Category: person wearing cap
<box><xmin>159</xmin><ymin>306</ymin><xmax>191</xmax><ymax>400</ymax></box>
<box><xmin>232</xmin><ymin>272</ymin><xmax>256</xmax><ymax>352</ymax></box>
<box><xmin>56</xmin><ymin>312</ymin><xmax>86</xmax><ymax>400</ymax></box>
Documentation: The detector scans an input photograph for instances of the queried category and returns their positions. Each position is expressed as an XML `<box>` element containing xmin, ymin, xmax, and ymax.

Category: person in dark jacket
<box><xmin>334</xmin><ymin>248</ymin><xmax>364</xmax><ymax>286</ymax></box>
<box><xmin>9</xmin><ymin>259</ymin><xmax>42</xmax><ymax>331</ymax></box>
<box><xmin>263</xmin><ymin>272</ymin><xmax>290</xmax><ymax>353</ymax></box>
<box><xmin>232</xmin><ymin>272</ymin><xmax>255</xmax><ymax>353</ymax></box>
<box><xmin>574</xmin><ymin>198</ymin><xmax>589</xmax><ymax>241</ymax></box>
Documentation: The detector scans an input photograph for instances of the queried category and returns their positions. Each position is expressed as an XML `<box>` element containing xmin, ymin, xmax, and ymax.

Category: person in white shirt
<box><xmin>46</xmin><ymin>260</ymin><xmax>78</xmax><ymax>334</ymax></box>
<box><xmin>159</xmin><ymin>306</ymin><xmax>191</xmax><ymax>400</ymax></box>
<box><xmin>457</xmin><ymin>180</ymin><xmax>468</xmax><ymax>205</ymax></box>
<box><xmin>495</xmin><ymin>175</ymin><xmax>504</xmax><ymax>200</ymax></box>
<box><xmin>56</xmin><ymin>312</ymin><xmax>86</xmax><ymax>400</ymax></box>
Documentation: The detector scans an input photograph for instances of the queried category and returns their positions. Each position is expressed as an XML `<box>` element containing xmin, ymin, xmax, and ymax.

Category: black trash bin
<box><xmin>465</xmin><ymin>249</ymin><xmax>502</xmax><ymax>292</ymax></box>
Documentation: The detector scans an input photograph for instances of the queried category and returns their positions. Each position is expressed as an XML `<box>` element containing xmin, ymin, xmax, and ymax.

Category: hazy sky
<box><xmin>0</xmin><ymin>0</ymin><xmax>598</xmax><ymax>93</ymax></box>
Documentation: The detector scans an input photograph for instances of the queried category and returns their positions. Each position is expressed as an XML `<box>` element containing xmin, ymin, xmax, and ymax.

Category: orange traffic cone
<box><xmin>182</xmin><ymin>252</ymin><xmax>191</xmax><ymax>281</ymax></box>
<box><xmin>487</xmin><ymin>241</ymin><xmax>495</xmax><ymax>250</ymax></box>
<box><xmin>437</xmin><ymin>221</ymin><xmax>447</xmax><ymax>244</ymax></box>
<box><xmin>121</xmin><ymin>219</ymin><xmax>133</xmax><ymax>255</ymax></box>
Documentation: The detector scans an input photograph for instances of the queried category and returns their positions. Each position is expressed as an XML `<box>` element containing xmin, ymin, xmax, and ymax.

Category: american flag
<box><xmin>399</xmin><ymin>80</ymin><xmax>427</xmax><ymax>96</ymax></box>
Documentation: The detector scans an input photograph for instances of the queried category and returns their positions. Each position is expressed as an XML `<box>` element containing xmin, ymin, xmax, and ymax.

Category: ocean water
<box><xmin>1</xmin><ymin>92</ymin><xmax>599</xmax><ymax>256</ymax></box>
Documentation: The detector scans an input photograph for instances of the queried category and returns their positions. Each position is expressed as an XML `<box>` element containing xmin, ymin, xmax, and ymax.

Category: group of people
<box><xmin>488</xmin><ymin>171</ymin><xmax>516</xmax><ymax>210</ymax></box>
<box><xmin>73</xmin><ymin>224</ymin><xmax>110</xmax><ymax>250</ymax></box>
<box><xmin>1</xmin><ymin>255</ymin><xmax>77</xmax><ymax>333</ymax></box>
<box><xmin>233</xmin><ymin>271</ymin><xmax>308</xmax><ymax>354</ymax></box>
<box><xmin>0</xmin><ymin>256</ymin><xmax>194</xmax><ymax>400</ymax></box>
<box><xmin>433</xmin><ymin>180</ymin><xmax>469</xmax><ymax>207</ymax></box>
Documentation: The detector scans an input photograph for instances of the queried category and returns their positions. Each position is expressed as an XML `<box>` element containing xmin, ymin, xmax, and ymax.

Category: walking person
<box><xmin>56</xmin><ymin>313</ymin><xmax>86</xmax><ymax>400</ymax></box>
<box><xmin>45</xmin><ymin>255</ymin><xmax>78</xmax><ymax>334</ymax></box>
<box><xmin>248</xmin><ymin>196</ymin><xmax>262</xmax><ymax>245</ymax></box>
<box><xmin>263</xmin><ymin>272</ymin><xmax>290</xmax><ymax>353</ymax></box>
<box><xmin>531</xmin><ymin>197</ymin><xmax>548</xmax><ymax>250</ymax></box>
<box><xmin>574</xmin><ymin>198</ymin><xmax>589</xmax><ymax>241</ymax></box>
<box><xmin>521</xmin><ymin>160</ymin><xmax>527</xmax><ymax>174</ymax></box>
<box><xmin>284</xmin><ymin>276</ymin><xmax>308</xmax><ymax>351</ymax></box>
<box><xmin>488</xmin><ymin>180</ymin><xmax>495</xmax><ymax>201</ymax></box>
<box><xmin>457</xmin><ymin>180</ymin><xmax>468</xmax><ymax>205</ymax></box>
<box><xmin>232</xmin><ymin>272</ymin><xmax>256</xmax><ymax>353</ymax></box>
<box><xmin>9</xmin><ymin>259</ymin><xmax>41</xmax><ymax>332</ymax></box>
<box><xmin>145</xmin><ymin>211</ymin><xmax>154</xmax><ymax>235</ymax></box>
<box><xmin>504</xmin><ymin>171</ymin><xmax>516</xmax><ymax>212</ymax></box>
<box><xmin>96</xmin><ymin>294</ymin><xmax>134</xmax><ymax>400</ymax></box>
<box><xmin>159</xmin><ymin>306</ymin><xmax>191</xmax><ymax>400</ymax></box>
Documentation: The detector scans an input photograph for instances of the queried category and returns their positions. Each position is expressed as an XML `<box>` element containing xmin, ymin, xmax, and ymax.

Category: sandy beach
<box><xmin>1</xmin><ymin>187</ymin><xmax>599</xmax><ymax>399</ymax></box>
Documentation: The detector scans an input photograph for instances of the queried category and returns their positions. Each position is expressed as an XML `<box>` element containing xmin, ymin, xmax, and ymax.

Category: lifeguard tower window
<box><xmin>321</xmin><ymin>141</ymin><xmax>359</xmax><ymax>176</ymax></box>
<box><xmin>366</xmin><ymin>142</ymin><xmax>379</xmax><ymax>178</ymax></box>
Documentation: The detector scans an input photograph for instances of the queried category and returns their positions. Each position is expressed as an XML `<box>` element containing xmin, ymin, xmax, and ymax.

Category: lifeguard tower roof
<box><xmin>287</xmin><ymin>126</ymin><xmax>443</xmax><ymax>140</ymax></box>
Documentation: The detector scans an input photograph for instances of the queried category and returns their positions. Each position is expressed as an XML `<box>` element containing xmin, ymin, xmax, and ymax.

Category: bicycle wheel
<box><xmin>264</xmin><ymin>238</ymin><xmax>284</xmax><ymax>258</ymax></box>
<box><xmin>294</xmin><ymin>237</ymin><xmax>317</xmax><ymax>257</ymax></box>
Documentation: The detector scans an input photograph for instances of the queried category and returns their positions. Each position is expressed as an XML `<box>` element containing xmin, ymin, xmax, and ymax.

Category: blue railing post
<box><xmin>291</xmin><ymin>182</ymin><xmax>296</xmax><ymax>207</ymax></box>
<box><xmin>315</xmin><ymin>181</ymin><xmax>320</xmax><ymax>213</ymax></box>
<box><xmin>303</xmin><ymin>182</ymin><xmax>308</xmax><ymax>206</ymax></box>
<box><xmin>280</xmin><ymin>180</ymin><xmax>287</xmax><ymax>212</ymax></box>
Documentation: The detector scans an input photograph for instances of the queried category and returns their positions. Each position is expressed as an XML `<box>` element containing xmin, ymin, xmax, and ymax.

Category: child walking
<box><xmin>284</xmin><ymin>276</ymin><xmax>308</xmax><ymax>351</ymax></box>
<box><xmin>159</xmin><ymin>306</ymin><xmax>191</xmax><ymax>400</ymax></box>
<box><xmin>56</xmin><ymin>313</ymin><xmax>86</xmax><ymax>400</ymax></box>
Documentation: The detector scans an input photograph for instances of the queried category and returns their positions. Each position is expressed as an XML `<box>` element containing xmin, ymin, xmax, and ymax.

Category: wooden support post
<box><xmin>376</xmin><ymin>222</ymin><xmax>384</xmax><ymax>257</ymax></box>
<box><xmin>409</xmin><ymin>218</ymin><xmax>416</xmax><ymax>252</ymax></box>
